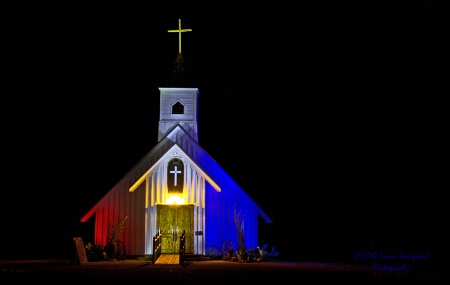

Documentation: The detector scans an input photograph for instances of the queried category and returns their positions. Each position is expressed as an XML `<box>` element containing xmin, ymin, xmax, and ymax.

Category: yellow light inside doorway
<box><xmin>166</xmin><ymin>195</ymin><xmax>185</xmax><ymax>205</ymax></box>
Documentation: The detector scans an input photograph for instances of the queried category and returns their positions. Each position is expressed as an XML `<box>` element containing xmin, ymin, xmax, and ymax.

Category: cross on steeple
<box><xmin>168</xmin><ymin>19</ymin><xmax>192</xmax><ymax>54</ymax></box>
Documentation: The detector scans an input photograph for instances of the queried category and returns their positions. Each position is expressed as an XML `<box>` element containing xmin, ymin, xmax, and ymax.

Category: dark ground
<box><xmin>1</xmin><ymin>258</ymin><xmax>448</xmax><ymax>285</ymax></box>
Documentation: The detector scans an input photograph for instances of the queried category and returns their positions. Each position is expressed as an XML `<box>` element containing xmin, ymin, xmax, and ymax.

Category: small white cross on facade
<box><xmin>170</xmin><ymin>166</ymin><xmax>182</xmax><ymax>186</ymax></box>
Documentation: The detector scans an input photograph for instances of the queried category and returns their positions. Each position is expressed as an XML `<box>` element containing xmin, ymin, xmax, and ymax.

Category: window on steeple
<box><xmin>172</xmin><ymin>101</ymin><xmax>184</xmax><ymax>114</ymax></box>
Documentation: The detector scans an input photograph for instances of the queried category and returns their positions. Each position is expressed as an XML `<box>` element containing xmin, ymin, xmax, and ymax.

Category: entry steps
<box><xmin>135</xmin><ymin>253</ymin><xmax>211</xmax><ymax>263</ymax></box>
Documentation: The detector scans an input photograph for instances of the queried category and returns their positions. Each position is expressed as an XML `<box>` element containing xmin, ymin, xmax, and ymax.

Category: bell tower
<box><xmin>157</xmin><ymin>87</ymin><xmax>199</xmax><ymax>142</ymax></box>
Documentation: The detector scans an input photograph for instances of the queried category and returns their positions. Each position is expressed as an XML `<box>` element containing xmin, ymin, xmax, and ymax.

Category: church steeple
<box><xmin>158</xmin><ymin>19</ymin><xmax>199</xmax><ymax>142</ymax></box>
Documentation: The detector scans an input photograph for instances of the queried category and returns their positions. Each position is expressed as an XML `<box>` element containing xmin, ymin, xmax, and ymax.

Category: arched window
<box><xmin>167</xmin><ymin>158</ymin><xmax>184</xmax><ymax>194</ymax></box>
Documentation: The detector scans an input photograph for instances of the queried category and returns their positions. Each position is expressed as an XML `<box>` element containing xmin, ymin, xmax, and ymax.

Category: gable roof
<box><xmin>81</xmin><ymin>123</ymin><xmax>272</xmax><ymax>224</ymax></box>
<box><xmin>128</xmin><ymin>143</ymin><xmax>221</xmax><ymax>193</ymax></box>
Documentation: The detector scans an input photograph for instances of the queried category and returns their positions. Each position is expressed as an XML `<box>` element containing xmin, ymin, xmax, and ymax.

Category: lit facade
<box><xmin>80</xmin><ymin>87</ymin><xmax>272</xmax><ymax>257</ymax></box>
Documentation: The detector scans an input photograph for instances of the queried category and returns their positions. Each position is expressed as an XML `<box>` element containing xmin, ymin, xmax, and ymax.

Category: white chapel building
<box><xmin>80</xmin><ymin>20</ymin><xmax>272</xmax><ymax>258</ymax></box>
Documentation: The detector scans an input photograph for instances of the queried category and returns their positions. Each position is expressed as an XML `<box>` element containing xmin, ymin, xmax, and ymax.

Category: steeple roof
<box><xmin>163</xmin><ymin>52</ymin><xmax>195</xmax><ymax>87</ymax></box>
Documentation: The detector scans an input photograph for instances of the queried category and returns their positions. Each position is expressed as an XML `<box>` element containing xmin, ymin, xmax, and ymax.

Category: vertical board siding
<box><xmin>85</xmin><ymin>122</ymin><xmax>270</xmax><ymax>257</ymax></box>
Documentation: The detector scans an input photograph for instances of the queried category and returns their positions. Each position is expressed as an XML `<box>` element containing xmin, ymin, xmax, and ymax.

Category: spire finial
<box><xmin>168</xmin><ymin>19</ymin><xmax>192</xmax><ymax>54</ymax></box>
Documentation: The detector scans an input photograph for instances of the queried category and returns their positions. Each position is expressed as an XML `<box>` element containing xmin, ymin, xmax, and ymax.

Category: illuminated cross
<box><xmin>170</xmin><ymin>166</ymin><xmax>182</xmax><ymax>186</ymax></box>
<box><xmin>168</xmin><ymin>19</ymin><xmax>192</xmax><ymax>54</ymax></box>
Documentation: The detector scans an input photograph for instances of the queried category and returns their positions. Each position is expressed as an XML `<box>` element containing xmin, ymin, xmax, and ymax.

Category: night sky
<box><xmin>2</xmin><ymin>1</ymin><xmax>446</xmax><ymax>263</ymax></box>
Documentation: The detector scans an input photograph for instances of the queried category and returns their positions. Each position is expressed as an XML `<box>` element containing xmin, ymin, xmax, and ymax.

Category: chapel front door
<box><xmin>157</xmin><ymin>204</ymin><xmax>194</xmax><ymax>253</ymax></box>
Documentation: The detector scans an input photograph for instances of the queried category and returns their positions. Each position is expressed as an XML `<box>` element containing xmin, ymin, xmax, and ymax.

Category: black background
<box><xmin>1</xmin><ymin>1</ymin><xmax>446</xmax><ymax>264</ymax></box>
